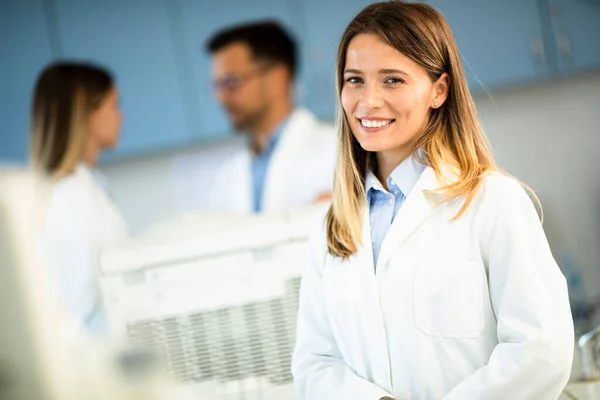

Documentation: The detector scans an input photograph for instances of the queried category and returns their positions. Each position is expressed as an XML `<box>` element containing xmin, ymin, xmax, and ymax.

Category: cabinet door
<box><xmin>430</xmin><ymin>0</ymin><xmax>547</xmax><ymax>92</ymax></box>
<box><xmin>55</xmin><ymin>0</ymin><xmax>189</xmax><ymax>160</ymax></box>
<box><xmin>298</xmin><ymin>0</ymin><xmax>370</xmax><ymax>121</ymax></box>
<box><xmin>549</xmin><ymin>0</ymin><xmax>600</xmax><ymax>74</ymax></box>
<box><xmin>0</xmin><ymin>0</ymin><xmax>53</xmax><ymax>164</ymax></box>
<box><xmin>178</xmin><ymin>0</ymin><xmax>297</xmax><ymax>140</ymax></box>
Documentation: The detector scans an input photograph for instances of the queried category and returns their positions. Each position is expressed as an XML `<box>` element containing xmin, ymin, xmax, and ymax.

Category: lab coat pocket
<box><xmin>414</xmin><ymin>262</ymin><xmax>484</xmax><ymax>338</ymax></box>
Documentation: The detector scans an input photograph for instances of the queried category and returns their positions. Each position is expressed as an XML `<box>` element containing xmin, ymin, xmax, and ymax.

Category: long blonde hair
<box><xmin>326</xmin><ymin>1</ymin><xmax>497</xmax><ymax>258</ymax></box>
<box><xmin>29</xmin><ymin>61</ymin><xmax>114</xmax><ymax>178</ymax></box>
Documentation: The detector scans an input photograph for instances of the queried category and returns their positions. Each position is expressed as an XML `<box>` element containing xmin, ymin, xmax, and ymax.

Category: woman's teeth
<box><xmin>360</xmin><ymin>119</ymin><xmax>393</xmax><ymax>128</ymax></box>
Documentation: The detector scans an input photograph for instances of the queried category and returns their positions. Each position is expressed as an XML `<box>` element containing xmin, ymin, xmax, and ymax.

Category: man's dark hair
<box><xmin>207</xmin><ymin>20</ymin><xmax>297</xmax><ymax>79</ymax></box>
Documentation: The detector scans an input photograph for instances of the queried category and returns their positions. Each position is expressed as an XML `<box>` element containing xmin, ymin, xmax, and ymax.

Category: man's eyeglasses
<box><xmin>211</xmin><ymin>65</ymin><xmax>272</xmax><ymax>93</ymax></box>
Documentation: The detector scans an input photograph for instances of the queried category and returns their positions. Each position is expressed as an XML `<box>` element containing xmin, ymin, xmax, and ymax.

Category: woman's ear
<box><xmin>431</xmin><ymin>72</ymin><xmax>449</xmax><ymax>109</ymax></box>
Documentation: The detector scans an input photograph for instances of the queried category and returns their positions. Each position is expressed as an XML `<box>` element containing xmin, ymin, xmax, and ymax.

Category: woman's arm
<box><xmin>42</xmin><ymin>181</ymin><xmax>106</xmax><ymax>334</ymax></box>
<box><xmin>443</xmin><ymin>176</ymin><xmax>574</xmax><ymax>400</ymax></box>
<box><xmin>292</xmin><ymin>224</ymin><xmax>395</xmax><ymax>400</ymax></box>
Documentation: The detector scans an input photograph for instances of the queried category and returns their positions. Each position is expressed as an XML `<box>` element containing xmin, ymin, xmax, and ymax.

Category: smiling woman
<box><xmin>341</xmin><ymin>33</ymin><xmax>448</xmax><ymax>179</ymax></box>
<box><xmin>291</xmin><ymin>1</ymin><xmax>574</xmax><ymax>400</ymax></box>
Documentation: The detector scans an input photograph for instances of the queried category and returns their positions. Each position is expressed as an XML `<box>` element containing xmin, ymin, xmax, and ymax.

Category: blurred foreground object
<box><xmin>0</xmin><ymin>168</ymin><xmax>189</xmax><ymax>400</ymax></box>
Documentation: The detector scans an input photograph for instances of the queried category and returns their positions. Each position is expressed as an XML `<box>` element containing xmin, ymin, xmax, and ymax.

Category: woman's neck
<box><xmin>375</xmin><ymin>149</ymin><xmax>412</xmax><ymax>187</ymax></box>
<box><xmin>82</xmin><ymin>140</ymin><xmax>99</xmax><ymax>166</ymax></box>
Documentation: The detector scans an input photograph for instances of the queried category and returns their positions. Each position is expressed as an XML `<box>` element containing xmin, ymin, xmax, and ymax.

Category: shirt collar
<box><xmin>366</xmin><ymin>168</ymin><xmax>385</xmax><ymax>193</ymax></box>
<box><xmin>255</xmin><ymin>116</ymin><xmax>288</xmax><ymax>157</ymax></box>
<box><xmin>366</xmin><ymin>154</ymin><xmax>426</xmax><ymax>198</ymax></box>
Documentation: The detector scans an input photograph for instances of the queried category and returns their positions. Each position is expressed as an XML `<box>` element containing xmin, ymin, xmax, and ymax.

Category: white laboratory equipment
<box><xmin>94</xmin><ymin>194</ymin><xmax>600</xmax><ymax>399</ymax></box>
<box><xmin>0</xmin><ymin>169</ymin><xmax>186</xmax><ymax>400</ymax></box>
<box><xmin>98</xmin><ymin>204</ymin><xmax>328</xmax><ymax>400</ymax></box>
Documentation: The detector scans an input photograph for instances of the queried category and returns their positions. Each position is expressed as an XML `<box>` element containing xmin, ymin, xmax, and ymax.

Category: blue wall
<box><xmin>1</xmin><ymin>0</ymin><xmax>599</xmax><ymax>163</ymax></box>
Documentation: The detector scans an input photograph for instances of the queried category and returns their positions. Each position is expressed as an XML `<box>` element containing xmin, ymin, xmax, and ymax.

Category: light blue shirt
<box><xmin>251</xmin><ymin>119</ymin><xmax>286</xmax><ymax>212</ymax></box>
<box><xmin>366</xmin><ymin>156</ymin><xmax>426</xmax><ymax>267</ymax></box>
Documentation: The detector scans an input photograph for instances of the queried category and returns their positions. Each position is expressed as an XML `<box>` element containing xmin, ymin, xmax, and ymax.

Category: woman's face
<box><xmin>88</xmin><ymin>86</ymin><xmax>122</xmax><ymax>149</ymax></box>
<box><xmin>341</xmin><ymin>33</ymin><xmax>446</xmax><ymax>164</ymax></box>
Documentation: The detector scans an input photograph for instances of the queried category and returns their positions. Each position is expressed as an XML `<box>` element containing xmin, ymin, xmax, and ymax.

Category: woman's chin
<box><xmin>355</xmin><ymin>137</ymin><xmax>388</xmax><ymax>153</ymax></box>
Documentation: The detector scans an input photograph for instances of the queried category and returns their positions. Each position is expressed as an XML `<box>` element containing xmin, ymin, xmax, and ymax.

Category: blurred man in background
<box><xmin>177</xmin><ymin>21</ymin><xmax>336</xmax><ymax>214</ymax></box>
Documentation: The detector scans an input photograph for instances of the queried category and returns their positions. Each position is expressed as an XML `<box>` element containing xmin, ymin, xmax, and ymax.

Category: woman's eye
<box><xmin>384</xmin><ymin>77</ymin><xmax>405</xmax><ymax>85</ymax></box>
<box><xmin>345</xmin><ymin>76</ymin><xmax>363</xmax><ymax>84</ymax></box>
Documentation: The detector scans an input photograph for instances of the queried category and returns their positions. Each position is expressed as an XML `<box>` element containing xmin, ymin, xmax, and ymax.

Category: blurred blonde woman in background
<box><xmin>292</xmin><ymin>1</ymin><xmax>574</xmax><ymax>399</ymax></box>
<box><xmin>31</xmin><ymin>61</ymin><xmax>128</xmax><ymax>335</ymax></box>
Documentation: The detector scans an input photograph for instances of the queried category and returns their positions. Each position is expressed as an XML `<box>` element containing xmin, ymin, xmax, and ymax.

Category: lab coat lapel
<box><xmin>233</xmin><ymin>148</ymin><xmax>253</xmax><ymax>214</ymax></box>
<box><xmin>262</xmin><ymin>109</ymin><xmax>312</xmax><ymax>212</ymax></box>
<box><xmin>376</xmin><ymin>167</ymin><xmax>442</xmax><ymax>268</ymax></box>
<box><xmin>359</xmin><ymin>204</ymin><xmax>376</xmax><ymax>272</ymax></box>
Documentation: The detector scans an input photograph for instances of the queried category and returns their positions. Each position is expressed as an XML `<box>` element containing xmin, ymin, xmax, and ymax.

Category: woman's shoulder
<box><xmin>479</xmin><ymin>171</ymin><xmax>530</xmax><ymax>201</ymax></box>
<box><xmin>475</xmin><ymin>170</ymin><xmax>540</xmax><ymax>220</ymax></box>
<box><xmin>46</xmin><ymin>168</ymin><xmax>94</xmax><ymax>221</ymax></box>
<box><xmin>51</xmin><ymin>170</ymin><xmax>91</xmax><ymax>201</ymax></box>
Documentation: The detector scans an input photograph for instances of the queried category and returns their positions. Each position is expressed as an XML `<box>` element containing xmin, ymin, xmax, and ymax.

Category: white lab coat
<box><xmin>40</xmin><ymin>164</ymin><xmax>128</xmax><ymax>335</ymax></box>
<box><xmin>292</xmin><ymin>167</ymin><xmax>574</xmax><ymax>400</ymax></box>
<box><xmin>172</xmin><ymin>107</ymin><xmax>337</xmax><ymax>214</ymax></box>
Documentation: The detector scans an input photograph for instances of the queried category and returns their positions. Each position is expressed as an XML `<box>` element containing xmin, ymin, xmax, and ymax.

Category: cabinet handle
<box><xmin>556</xmin><ymin>29</ymin><xmax>573</xmax><ymax>63</ymax></box>
<box><xmin>530</xmin><ymin>35</ymin><xmax>546</xmax><ymax>66</ymax></box>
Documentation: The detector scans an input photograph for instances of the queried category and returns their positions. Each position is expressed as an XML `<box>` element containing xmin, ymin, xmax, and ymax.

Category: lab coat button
<box><xmin>377</xmin><ymin>372</ymin><xmax>387</xmax><ymax>384</ymax></box>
